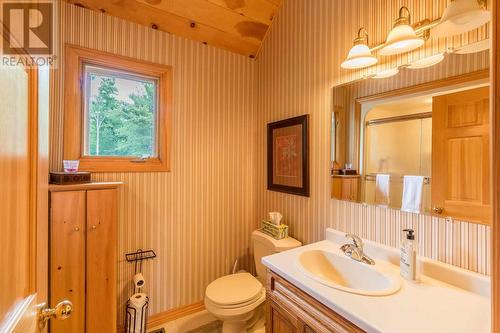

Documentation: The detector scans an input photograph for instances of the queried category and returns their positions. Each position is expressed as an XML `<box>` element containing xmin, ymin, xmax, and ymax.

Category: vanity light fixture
<box><xmin>379</xmin><ymin>7</ymin><xmax>425</xmax><ymax>56</ymax></box>
<box><xmin>432</xmin><ymin>0</ymin><xmax>491</xmax><ymax>38</ymax></box>
<box><xmin>407</xmin><ymin>53</ymin><xmax>445</xmax><ymax>69</ymax></box>
<box><xmin>341</xmin><ymin>28</ymin><xmax>378</xmax><ymax>69</ymax></box>
<box><xmin>372</xmin><ymin>68</ymin><xmax>399</xmax><ymax>79</ymax></box>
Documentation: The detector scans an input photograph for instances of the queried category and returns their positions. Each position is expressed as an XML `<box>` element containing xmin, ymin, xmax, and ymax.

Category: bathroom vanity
<box><xmin>267</xmin><ymin>270</ymin><xmax>364</xmax><ymax>332</ymax></box>
<box><xmin>263</xmin><ymin>229</ymin><xmax>490</xmax><ymax>333</ymax></box>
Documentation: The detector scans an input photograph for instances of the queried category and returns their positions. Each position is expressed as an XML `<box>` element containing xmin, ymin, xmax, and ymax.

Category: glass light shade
<box><xmin>379</xmin><ymin>24</ymin><xmax>425</xmax><ymax>56</ymax></box>
<box><xmin>407</xmin><ymin>53</ymin><xmax>445</xmax><ymax>69</ymax></box>
<box><xmin>341</xmin><ymin>44</ymin><xmax>378</xmax><ymax>69</ymax></box>
<box><xmin>432</xmin><ymin>0</ymin><xmax>491</xmax><ymax>38</ymax></box>
<box><xmin>373</xmin><ymin>68</ymin><xmax>399</xmax><ymax>79</ymax></box>
<box><xmin>455</xmin><ymin>38</ymin><xmax>490</xmax><ymax>54</ymax></box>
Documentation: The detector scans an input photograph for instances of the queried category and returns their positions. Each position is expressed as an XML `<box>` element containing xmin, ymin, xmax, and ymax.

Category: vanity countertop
<box><xmin>262</xmin><ymin>228</ymin><xmax>491</xmax><ymax>333</ymax></box>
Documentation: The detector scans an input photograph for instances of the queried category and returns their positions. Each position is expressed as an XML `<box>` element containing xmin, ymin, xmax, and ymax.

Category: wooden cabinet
<box><xmin>49</xmin><ymin>183</ymin><xmax>121</xmax><ymax>333</ymax></box>
<box><xmin>331</xmin><ymin>175</ymin><xmax>360</xmax><ymax>202</ymax></box>
<box><xmin>266</xmin><ymin>270</ymin><xmax>365</xmax><ymax>333</ymax></box>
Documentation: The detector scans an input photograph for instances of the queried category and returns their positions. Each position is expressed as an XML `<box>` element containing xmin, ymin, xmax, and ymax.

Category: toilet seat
<box><xmin>205</xmin><ymin>273</ymin><xmax>264</xmax><ymax>309</ymax></box>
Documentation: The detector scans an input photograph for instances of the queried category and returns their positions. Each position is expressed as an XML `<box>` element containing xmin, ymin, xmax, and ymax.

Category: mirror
<box><xmin>331</xmin><ymin>51</ymin><xmax>490</xmax><ymax>225</ymax></box>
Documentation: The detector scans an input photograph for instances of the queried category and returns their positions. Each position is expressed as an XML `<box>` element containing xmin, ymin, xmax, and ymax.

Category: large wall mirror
<box><xmin>331</xmin><ymin>51</ymin><xmax>490</xmax><ymax>225</ymax></box>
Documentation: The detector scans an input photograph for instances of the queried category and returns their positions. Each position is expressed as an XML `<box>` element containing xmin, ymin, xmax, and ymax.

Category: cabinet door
<box><xmin>331</xmin><ymin>178</ymin><xmax>342</xmax><ymax>199</ymax></box>
<box><xmin>340</xmin><ymin>179</ymin><xmax>352</xmax><ymax>200</ymax></box>
<box><xmin>432</xmin><ymin>86</ymin><xmax>490</xmax><ymax>223</ymax></box>
<box><xmin>50</xmin><ymin>191</ymin><xmax>86</xmax><ymax>333</ymax></box>
<box><xmin>86</xmin><ymin>189</ymin><xmax>117</xmax><ymax>333</ymax></box>
<box><xmin>267</xmin><ymin>300</ymin><xmax>300</xmax><ymax>333</ymax></box>
<box><xmin>348</xmin><ymin>178</ymin><xmax>359</xmax><ymax>201</ymax></box>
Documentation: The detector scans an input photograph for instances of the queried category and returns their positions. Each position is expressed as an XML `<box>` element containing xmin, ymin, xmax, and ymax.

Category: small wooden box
<box><xmin>50</xmin><ymin>172</ymin><xmax>91</xmax><ymax>185</ymax></box>
<box><xmin>338</xmin><ymin>168</ymin><xmax>357</xmax><ymax>175</ymax></box>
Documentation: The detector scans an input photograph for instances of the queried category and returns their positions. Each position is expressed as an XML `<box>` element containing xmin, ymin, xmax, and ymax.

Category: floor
<box><xmin>149</xmin><ymin>308</ymin><xmax>266</xmax><ymax>333</ymax></box>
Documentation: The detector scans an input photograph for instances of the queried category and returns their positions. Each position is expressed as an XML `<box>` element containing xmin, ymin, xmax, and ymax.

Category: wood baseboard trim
<box><xmin>118</xmin><ymin>301</ymin><xmax>205</xmax><ymax>332</ymax></box>
<box><xmin>148</xmin><ymin>301</ymin><xmax>205</xmax><ymax>329</ymax></box>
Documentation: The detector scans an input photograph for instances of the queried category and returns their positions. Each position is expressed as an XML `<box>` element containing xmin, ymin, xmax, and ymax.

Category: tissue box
<box><xmin>260</xmin><ymin>219</ymin><xmax>288</xmax><ymax>240</ymax></box>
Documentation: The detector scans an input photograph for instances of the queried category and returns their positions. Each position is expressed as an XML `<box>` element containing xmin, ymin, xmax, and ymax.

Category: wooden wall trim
<box><xmin>491</xmin><ymin>0</ymin><xmax>499</xmax><ymax>330</ymax></box>
<box><xmin>148</xmin><ymin>301</ymin><xmax>205</xmax><ymax>329</ymax></box>
<box><xmin>28</xmin><ymin>68</ymin><xmax>40</xmax><ymax>293</ymax></box>
<box><xmin>48</xmin><ymin>182</ymin><xmax>123</xmax><ymax>192</ymax></box>
<box><xmin>63</xmin><ymin>44</ymin><xmax>172</xmax><ymax>173</ymax></box>
<box><xmin>356</xmin><ymin>69</ymin><xmax>490</xmax><ymax>104</ymax></box>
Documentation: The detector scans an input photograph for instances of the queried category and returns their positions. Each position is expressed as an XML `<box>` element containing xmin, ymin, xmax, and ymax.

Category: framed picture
<box><xmin>267</xmin><ymin>115</ymin><xmax>309</xmax><ymax>197</ymax></box>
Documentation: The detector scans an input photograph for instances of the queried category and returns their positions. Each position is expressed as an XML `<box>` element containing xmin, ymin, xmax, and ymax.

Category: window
<box><xmin>83</xmin><ymin>65</ymin><xmax>158</xmax><ymax>157</ymax></box>
<box><xmin>64</xmin><ymin>45</ymin><xmax>172</xmax><ymax>172</ymax></box>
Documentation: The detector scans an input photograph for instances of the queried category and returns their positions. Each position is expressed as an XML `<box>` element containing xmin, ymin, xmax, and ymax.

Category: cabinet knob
<box><xmin>432</xmin><ymin>206</ymin><xmax>444</xmax><ymax>214</ymax></box>
<box><xmin>91</xmin><ymin>225</ymin><xmax>97</xmax><ymax>230</ymax></box>
<box><xmin>73</xmin><ymin>226</ymin><xmax>80</xmax><ymax>232</ymax></box>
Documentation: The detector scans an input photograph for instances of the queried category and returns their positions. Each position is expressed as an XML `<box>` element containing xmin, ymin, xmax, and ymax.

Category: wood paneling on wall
<box><xmin>50</xmin><ymin>2</ymin><xmax>257</xmax><ymax>320</ymax></box>
<box><xmin>256</xmin><ymin>0</ymin><xmax>491</xmax><ymax>275</ymax></box>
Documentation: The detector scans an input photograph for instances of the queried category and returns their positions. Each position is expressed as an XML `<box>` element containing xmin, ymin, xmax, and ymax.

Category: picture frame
<box><xmin>267</xmin><ymin>115</ymin><xmax>309</xmax><ymax>197</ymax></box>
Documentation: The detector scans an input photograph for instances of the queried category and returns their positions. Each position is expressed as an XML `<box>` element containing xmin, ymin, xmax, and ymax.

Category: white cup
<box><xmin>63</xmin><ymin>160</ymin><xmax>80</xmax><ymax>173</ymax></box>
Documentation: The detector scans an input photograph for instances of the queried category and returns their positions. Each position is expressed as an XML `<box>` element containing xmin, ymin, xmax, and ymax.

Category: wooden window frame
<box><xmin>64</xmin><ymin>44</ymin><xmax>172</xmax><ymax>172</ymax></box>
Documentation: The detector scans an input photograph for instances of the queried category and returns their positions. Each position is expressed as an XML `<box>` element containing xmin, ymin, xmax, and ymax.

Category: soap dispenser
<box><xmin>400</xmin><ymin>229</ymin><xmax>418</xmax><ymax>281</ymax></box>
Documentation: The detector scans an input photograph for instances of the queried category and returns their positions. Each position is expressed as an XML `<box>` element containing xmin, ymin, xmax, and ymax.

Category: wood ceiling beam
<box><xmin>137</xmin><ymin>0</ymin><xmax>269</xmax><ymax>43</ymax></box>
<box><xmin>263</xmin><ymin>0</ymin><xmax>281</xmax><ymax>6</ymax></box>
<box><xmin>65</xmin><ymin>0</ymin><xmax>261</xmax><ymax>57</ymax></box>
<box><xmin>205</xmin><ymin>0</ymin><xmax>278</xmax><ymax>25</ymax></box>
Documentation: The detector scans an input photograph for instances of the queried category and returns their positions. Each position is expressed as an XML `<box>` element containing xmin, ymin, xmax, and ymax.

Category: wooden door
<box><xmin>432</xmin><ymin>86</ymin><xmax>490</xmax><ymax>224</ymax></box>
<box><xmin>0</xmin><ymin>63</ymin><xmax>50</xmax><ymax>331</ymax></box>
<box><xmin>50</xmin><ymin>191</ymin><xmax>86</xmax><ymax>333</ymax></box>
<box><xmin>86</xmin><ymin>189</ymin><xmax>117</xmax><ymax>333</ymax></box>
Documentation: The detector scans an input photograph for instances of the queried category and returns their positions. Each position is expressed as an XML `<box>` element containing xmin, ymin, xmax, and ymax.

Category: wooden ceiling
<box><xmin>65</xmin><ymin>0</ymin><xmax>284</xmax><ymax>57</ymax></box>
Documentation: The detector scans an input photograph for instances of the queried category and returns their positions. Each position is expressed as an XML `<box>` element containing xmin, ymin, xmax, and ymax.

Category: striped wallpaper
<box><xmin>50</xmin><ymin>2</ymin><xmax>258</xmax><ymax>321</ymax></box>
<box><xmin>256</xmin><ymin>0</ymin><xmax>491</xmax><ymax>275</ymax></box>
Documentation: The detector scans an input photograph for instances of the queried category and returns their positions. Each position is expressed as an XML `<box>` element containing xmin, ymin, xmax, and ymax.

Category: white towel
<box><xmin>401</xmin><ymin>176</ymin><xmax>424</xmax><ymax>213</ymax></box>
<box><xmin>375</xmin><ymin>174</ymin><xmax>390</xmax><ymax>207</ymax></box>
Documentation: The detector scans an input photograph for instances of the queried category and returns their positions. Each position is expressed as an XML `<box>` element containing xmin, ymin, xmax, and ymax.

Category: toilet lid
<box><xmin>205</xmin><ymin>273</ymin><xmax>263</xmax><ymax>306</ymax></box>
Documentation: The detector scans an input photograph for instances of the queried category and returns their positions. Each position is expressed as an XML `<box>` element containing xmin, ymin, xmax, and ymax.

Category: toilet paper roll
<box><xmin>128</xmin><ymin>293</ymin><xmax>148</xmax><ymax>333</ymax></box>
<box><xmin>129</xmin><ymin>292</ymin><xmax>148</xmax><ymax>309</ymax></box>
<box><xmin>133</xmin><ymin>273</ymin><xmax>145</xmax><ymax>289</ymax></box>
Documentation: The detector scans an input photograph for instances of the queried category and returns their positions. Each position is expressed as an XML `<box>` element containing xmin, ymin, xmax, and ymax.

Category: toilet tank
<box><xmin>252</xmin><ymin>230</ymin><xmax>302</xmax><ymax>284</ymax></box>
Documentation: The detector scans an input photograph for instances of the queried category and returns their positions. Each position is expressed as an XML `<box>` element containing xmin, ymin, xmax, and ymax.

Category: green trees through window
<box><xmin>85</xmin><ymin>68</ymin><xmax>157</xmax><ymax>157</ymax></box>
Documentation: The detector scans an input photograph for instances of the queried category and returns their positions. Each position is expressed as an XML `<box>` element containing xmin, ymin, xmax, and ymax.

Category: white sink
<box><xmin>297</xmin><ymin>250</ymin><xmax>401</xmax><ymax>296</ymax></box>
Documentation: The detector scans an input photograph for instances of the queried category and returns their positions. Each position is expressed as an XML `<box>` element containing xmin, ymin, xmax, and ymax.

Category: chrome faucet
<box><xmin>340</xmin><ymin>234</ymin><xmax>375</xmax><ymax>265</ymax></box>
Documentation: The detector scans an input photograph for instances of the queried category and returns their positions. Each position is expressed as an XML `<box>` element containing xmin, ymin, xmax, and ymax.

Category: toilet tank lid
<box><xmin>252</xmin><ymin>230</ymin><xmax>302</xmax><ymax>252</ymax></box>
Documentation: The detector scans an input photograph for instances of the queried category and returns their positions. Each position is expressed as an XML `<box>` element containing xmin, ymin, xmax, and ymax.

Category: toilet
<box><xmin>204</xmin><ymin>230</ymin><xmax>302</xmax><ymax>333</ymax></box>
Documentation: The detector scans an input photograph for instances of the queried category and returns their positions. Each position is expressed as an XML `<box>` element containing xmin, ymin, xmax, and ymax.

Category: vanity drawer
<box><xmin>266</xmin><ymin>270</ymin><xmax>365</xmax><ymax>333</ymax></box>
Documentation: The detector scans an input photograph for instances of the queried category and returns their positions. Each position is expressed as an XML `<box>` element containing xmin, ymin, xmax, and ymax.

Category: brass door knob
<box><xmin>38</xmin><ymin>300</ymin><xmax>73</xmax><ymax>329</ymax></box>
<box><xmin>432</xmin><ymin>206</ymin><xmax>444</xmax><ymax>214</ymax></box>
